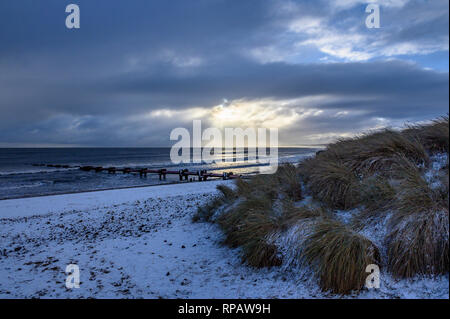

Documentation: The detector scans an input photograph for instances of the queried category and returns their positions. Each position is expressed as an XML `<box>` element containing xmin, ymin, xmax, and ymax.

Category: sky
<box><xmin>0</xmin><ymin>0</ymin><xmax>448</xmax><ymax>147</ymax></box>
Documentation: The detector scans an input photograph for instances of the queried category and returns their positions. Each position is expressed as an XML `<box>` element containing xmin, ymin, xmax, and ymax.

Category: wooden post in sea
<box><xmin>159</xmin><ymin>169</ymin><xmax>167</xmax><ymax>180</ymax></box>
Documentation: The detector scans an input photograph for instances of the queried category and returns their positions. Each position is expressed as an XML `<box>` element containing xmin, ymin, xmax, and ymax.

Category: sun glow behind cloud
<box><xmin>132</xmin><ymin>90</ymin><xmax>441</xmax><ymax>146</ymax></box>
<box><xmin>210</xmin><ymin>99</ymin><xmax>301</xmax><ymax>129</ymax></box>
<box><xmin>142</xmin><ymin>97</ymin><xmax>363</xmax><ymax>144</ymax></box>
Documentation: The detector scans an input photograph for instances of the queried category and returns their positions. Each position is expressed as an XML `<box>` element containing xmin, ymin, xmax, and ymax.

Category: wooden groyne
<box><xmin>31</xmin><ymin>164</ymin><xmax>241</xmax><ymax>181</ymax></box>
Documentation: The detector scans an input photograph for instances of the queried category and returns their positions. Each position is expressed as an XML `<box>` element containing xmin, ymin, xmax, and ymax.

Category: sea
<box><xmin>0</xmin><ymin>147</ymin><xmax>319</xmax><ymax>200</ymax></box>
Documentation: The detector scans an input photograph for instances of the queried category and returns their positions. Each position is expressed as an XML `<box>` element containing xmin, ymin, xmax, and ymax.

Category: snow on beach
<box><xmin>0</xmin><ymin>180</ymin><xmax>448</xmax><ymax>299</ymax></box>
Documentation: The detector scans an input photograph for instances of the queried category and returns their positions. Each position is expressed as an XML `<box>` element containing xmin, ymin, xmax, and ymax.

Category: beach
<box><xmin>0</xmin><ymin>180</ymin><xmax>447</xmax><ymax>299</ymax></box>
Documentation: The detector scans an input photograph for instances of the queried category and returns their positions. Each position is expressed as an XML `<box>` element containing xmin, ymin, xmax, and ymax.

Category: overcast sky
<box><xmin>0</xmin><ymin>0</ymin><xmax>448</xmax><ymax>147</ymax></box>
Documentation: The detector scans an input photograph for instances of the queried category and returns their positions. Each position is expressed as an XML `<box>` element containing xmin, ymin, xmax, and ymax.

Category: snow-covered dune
<box><xmin>0</xmin><ymin>181</ymin><xmax>447</xmax><ymax>298</ymax></box>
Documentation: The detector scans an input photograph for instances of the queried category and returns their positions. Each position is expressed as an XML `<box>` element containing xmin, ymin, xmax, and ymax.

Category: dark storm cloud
<box><xmin>0</xmin><ymin>0</ymin><xmax>271</xmax><ymax>56</ymax></box>
<box><xmin>0</xmin><ymin>0</ymin><xmax>448</xmax><ymax>146</ymax></box>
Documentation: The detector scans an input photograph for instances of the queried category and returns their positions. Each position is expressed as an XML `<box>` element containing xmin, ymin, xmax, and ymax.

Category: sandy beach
<box><xmin>0</xmin><ymin>180</ymin><xmax>447</xmax><ymax>299</ymax></box>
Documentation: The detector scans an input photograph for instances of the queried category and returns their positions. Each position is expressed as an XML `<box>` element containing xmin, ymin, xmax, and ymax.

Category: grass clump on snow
<box><xmin>386</xmin><ymin>210</ymin><xmax>449</xmax><ymax>278</ymax></box>
<box><xmin>299</xmin><ymin>158</ymin><xmax>360</xmax><ymax>209</ymax></box>
<box><xmin>195</xmin><ymin>116</ymin><xmax>449</xmax><ymax>295</ymax></box>
<box><xmin>217</xmin><ymin>194</ymin><xmax>282</xmax><ymax>267</ymax></box>
<box><xmin>385</xmin><ymin>157</ymin><xmax>449</xmax><ymax>277</ymax></box>
<box><xmin>300</xmin><ymin>117</ymin><xmax>449</xmax><ymax>282</ymax></box>
<box><xmin>195</xmin><ymin>163</ymin><xmax>304</xmax><ymax>267</ymax></box>
<box><xmin>404</xmin><ymin>116</ymin><xmax>449</xmax><ymax>153</ymax></box>
<box><xmin>352</xmin><ymin>175</ymin><xmax>396</xmax><ymax>228</ymax></box>
<box><xmin>302</xmin><ymin>219</ymin><xmax>380</xmax><ymax>294</ymax></box>
<box><xmin>298</xmin><ymin>128</ymin><xmax>430</xmax><ymax>209</ymax></box>
<box><xmin>192</xmin><ymin>184</ymin><xmax>236</xmax><ymax>222</ymax></box>
<box><xmin>235</xmin><ymin>163</ymin><xmax>302</xmax><ymax>201</ymax></box>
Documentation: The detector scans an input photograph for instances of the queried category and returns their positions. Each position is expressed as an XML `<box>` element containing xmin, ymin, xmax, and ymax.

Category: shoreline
<box><xmin>0</xmin><ymin>178</ymin><xmax>227</xmax><ymax>202</ymax></box>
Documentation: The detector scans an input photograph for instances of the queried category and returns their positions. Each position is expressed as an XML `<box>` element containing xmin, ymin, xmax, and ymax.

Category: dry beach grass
<box><xmin>196</xmin><ymin>116</ymin><xmax>449</xmax><ymax>295</ymax></box>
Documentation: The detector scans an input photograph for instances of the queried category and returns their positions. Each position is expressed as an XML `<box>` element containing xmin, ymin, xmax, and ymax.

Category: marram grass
<box><xmin>195</xmin><ymin>116</ymin><xmax>449</xmax><ymax>295</ymax></box>
<box><xmin>299</xmin><ymin>158</ymin><xmax>360</xmax><ymax>209</ymax></box>
<box><xmin>302</xmin><ymin>220</ymin><xmax>380</xmax><ymax>294</ymax></box>
<box><xmin>386</xmin><ymin>210</ymin><xmax>449</xmax><ymax>278</ymax></box>
<box><xmin>385</xmin><ymin>156</ymin><xmax>449</xmax><ymax>277</ymax></box>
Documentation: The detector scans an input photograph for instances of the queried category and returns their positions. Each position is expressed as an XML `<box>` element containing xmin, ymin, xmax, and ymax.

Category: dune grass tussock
<box><xmin>385</xmin><ymin>157</ymin><xmax>449</xmax><ymax>277</ymax></box>
<box><xmin>308</xmin><ymin>119</ymin><xmax>448</xmax><ymax>282</ymax></box>
<box><xmin>192</xmin><ymin>184</ymin><xmax>236</xmax><ymax>222</ymax></box>
<box><xmin>235</xmin><ymin>163</ymin><xmax>302</xmax><ymax>201</ymax></box>
<box><xmin>195</xmin><ymin>115</ymin><xmax>449</xmax><ymax>295</ymax></box>
<box><xmin>440</xmin><ymin>166</ymin><xmax>449</xmax><ymax>194</ymax></box>
<box><xmin>226</xmin><ymin>211</ymin><xmax>283</xmax><ymax>267</ymax></box>
<box><xmin>302</xmin><ymin>220</ymin><xmax>380</xmax><ymax>294</ymax></box>
<box><xmin>216</xmin><ymin>184</ymin><xmax>237</xmax><ymax>201</ymax></box>
<box><xmin>351</xmin><ymin>175</ymin><xmax>396</xmax><ymax>229</ymax></box>
<box><xmin>299</xmin><ymin>158</ymin><xmax>360</xmax><ymax>209</ymax></box>
<box><xmin>275</xmin><ymin>163</ymin><xmax>303</xmax><ymax>201</ymax></box>
<box><xmin>404</xmin><ymin>116</ymin><xmax>449</xmax><ymax>153</ymax></box>
<box><xmin>386</xmin><ymin>209</ymin><xmax>449</xmax><ymax>278</ymax></box>
<box><xmin>192</xmin><ymin>197</ymin><xmax>224</xmax><ymax>222</ymax></box>
<box><xmin>216</xmin><ymin>194</ymin><xmax>282</xmax><ymax>267</ymax></box>
<box><xmin>391</xmin><ymin>156</ymin><xmax>448</xmax><ymax>215</ymax></box>
<box><xmin>279</xmin><ymin>202</ymin><xmax>331</xmax><ymax>229</ymax></box>
<box><xmin>210</xmin><ymin>166</ymin><xmax>304</xmax><ymax>267</ymax></box>
<box><xmin>217</xmin><ymin>195</ymin><xmax>273</xmax><ymax>233</ymax></box>
<box><xmin>266</xmin><ymin>204</ymin><xmax>333</xmax><ymax>269</ymax></box>
<box><xmin>344</xmin><ymin>129</ymin><xmax>429</xmax><ymax>174</ymax></box>
<box><xmin>234</xmin><ymin>177</ymin><xmax>253</xmax><ymax>198</ymax></box>
<box><xmin>358</xmin><ymin>175</ymin><xmax>396</xmax><ymax>210</ymax></box>
<box><xmin>312</xmin><ymin>129</ymin><xmax>429</xmax><ymax>173</ymax></box>
<box><xmin>299</xmin><ymin>128</ymin><xmax>431</xmax><ymax>210</ymax></box>
<box><xmin>219</xmin><ymin>200</ymin><xmax>331</xmax><ymax>268</ymax></box>
<box><xmin>200</xmin><ymin>184</ymin><xmax>312</xmax><ymax>268</ymax></box>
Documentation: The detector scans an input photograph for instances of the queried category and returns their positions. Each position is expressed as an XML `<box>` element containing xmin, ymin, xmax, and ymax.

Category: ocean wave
<box><xmin>0</xmin><ymin>152</ymin><xmax>315</xmax><ymax>176</ymax></box>
<box><xmin>0</xmin><ymin>181</ymin><xmax>47</xmax><ymax>191</ymax></box>
<box><xmin>0</xmin><ymin>167</ymin><xmax>79</xmax><ymax>176</ymax></box>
